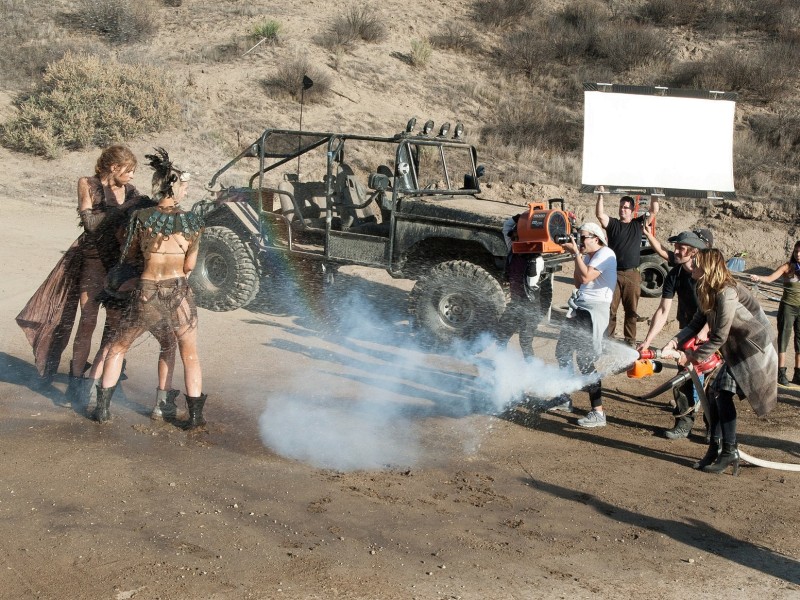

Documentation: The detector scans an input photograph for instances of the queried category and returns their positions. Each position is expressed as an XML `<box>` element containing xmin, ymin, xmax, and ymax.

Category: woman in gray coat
<box><xmin>660</xmin><ymin>249</ymin><xmax>778</xmax><ymax>475</ymax></box>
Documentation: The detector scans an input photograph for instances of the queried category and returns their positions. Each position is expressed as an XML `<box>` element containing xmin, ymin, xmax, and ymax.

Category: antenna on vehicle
<box><xmin>297</xmin><ymin>74</ymin><xmax>314</xmax><ymax>174</ymax></box>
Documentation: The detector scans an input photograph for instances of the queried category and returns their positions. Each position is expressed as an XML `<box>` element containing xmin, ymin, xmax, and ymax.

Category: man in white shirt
<box><xmin>550</xmin><ymin>222</ymin><xmax>617</xmax><ymax>428</ymax></box>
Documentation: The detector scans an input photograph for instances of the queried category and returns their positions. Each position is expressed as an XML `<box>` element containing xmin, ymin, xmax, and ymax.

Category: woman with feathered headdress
<box><xmin>94</xmin><ymin>148</ymin><xmax>208</xmax><ymax>429</ymax></box>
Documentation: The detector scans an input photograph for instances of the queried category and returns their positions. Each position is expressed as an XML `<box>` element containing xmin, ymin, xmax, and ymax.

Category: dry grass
<box><xmin>472</xmin><ymin>0</ymin><xmax>538</xmax><ymax>27</ymax></box>
<box><xmin>264</xmin><ymin>55</ymin><xmax>332</xmax><ymax>103</ymax></box>
<box><xmin>318</xmin><ymin>3</ymin><xmax>387</xmax><ymax>52</ymax></box>
<box><xmin>429</xmin><ymin>22</ymin><xmax>481</xmax><ymax>54</ymax></box>
<box><xmin>410</xmin><ymin>40</ymin><xmax>433</xmax><ymax>69</ymax></box>
<box><xmin>0</xmin><ymin>53</ymin><xmax>181</xmax><ymax>158</ymax></box>
<box><xmin>73</xmin><ymin>0</ymin><xmax>159</xmax><ymax>44</ymax></box>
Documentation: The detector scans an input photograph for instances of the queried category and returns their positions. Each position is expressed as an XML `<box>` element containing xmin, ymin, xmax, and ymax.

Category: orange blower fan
<box><xmin>512</xmin><ymin>201</ymin><xmax>573</xmax><ymax>254</ymax></box>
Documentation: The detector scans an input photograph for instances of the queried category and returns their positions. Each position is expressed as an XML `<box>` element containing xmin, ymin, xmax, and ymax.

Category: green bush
<box><xmin>75</xmin><ymin>0</ymin><xmax>159</xmax><ymax>44</ymax></box>
<box><xmin>252</xmin><ymin>19</ymin><xmax>282</xmax><ymax>44</ymax></box>
<box><xmin>410</xmin><ymin>39</ymin><xmax>432</xmax><ymax>68</ymax></box>
<box><xmin>0</xmin><ymin>53</ymin><xmax>181</xmax><ymax>158</ymax></box>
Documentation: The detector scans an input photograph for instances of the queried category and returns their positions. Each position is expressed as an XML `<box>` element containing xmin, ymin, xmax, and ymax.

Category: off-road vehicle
<box><xmin>189</xmin><ymin>119</ymin><xmax>574</xmax><ymax>347</ymax></box>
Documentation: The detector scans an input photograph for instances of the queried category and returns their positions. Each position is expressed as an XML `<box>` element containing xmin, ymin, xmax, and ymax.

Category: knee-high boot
<box><xmin>702</xmin><ymin>442</ymin><xmax>740</xmax><ymax>475</ymax></box>
<box><xmin>76</xmin><ymin>377</ymin><xmax>99</xmax><ymax>412</ymax></box>
<box><xmin>693</xmin><ymin>437</ymin><xmax>721</xmax><ymax>470</ymax></box>
<box><xmin>185</xmin><ymin>393</ymin><xmax>207</xmax><ymax>429</ymax></box>
<box><xmin>92</xmin><ymin>385</ymin><xmax>116</xmax><ymax>423</ymax></box>
<box><xmin>151</xmin><ymin>388</ymin><xmax>180</xmax><ymax>421</ymax></box>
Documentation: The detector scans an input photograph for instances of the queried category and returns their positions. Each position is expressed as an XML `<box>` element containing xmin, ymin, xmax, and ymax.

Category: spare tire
<box><xmin>190</xmin><ymin>226</ymin><xmax>260</xmax><ymax>311</ymax></box>
<box><xmin>408</xmin><ymin>260</ymin><xmax>506</xmax><ymax>349</ymax></box>
<box><xmin>639</xmin><ymin>255</ymin><xmax>668</xmax><ymax>298</ymax></box>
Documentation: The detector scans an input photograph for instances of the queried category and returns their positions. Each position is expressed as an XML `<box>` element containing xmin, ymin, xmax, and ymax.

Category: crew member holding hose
<box><xmin>637</xmin><ymin>229</ymin><xmax>711</xmax><ymax>439</ymax></box>
<box><xmin>660</xmin><ymin>249</ymin><xmax>777</xmax><ymax>475</ymax></box>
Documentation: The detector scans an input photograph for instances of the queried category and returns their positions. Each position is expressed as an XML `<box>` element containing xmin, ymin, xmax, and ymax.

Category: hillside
<box><xmin>1</xmin><ymin>0</ymin><xmax>799</xmax><ymax>266</ymax></box>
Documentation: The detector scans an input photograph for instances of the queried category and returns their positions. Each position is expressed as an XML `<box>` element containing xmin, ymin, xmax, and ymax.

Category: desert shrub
<box><xmin>202</xmin><ymin>37</ymin><xmax>250</xmax><ymax>62</ymax></box>
<box><xmin>497</xmin><ymin>29</ymin><xmax>545</xmax><ymax>74</ymax></box>
<box><xmin>0</xmin><ymin>0</ymin><xmax>71</xmax><ymax>82</ymax></box>
<box><xmin>318</xmin><ymin>3</ymin><xmax>387</xmax><ymax>51</ymax></box>
<box><xmin>595</xmin><ymin>22</ymin><xmax>672</xmax><ymax>71</ymax></box>
<box><xmin>265</xmin><ymin>55</ymin><xmax>331</xmax><ymax>103</ymax></box>
<box><xmin>252</xmin><ymin>19</ymin><xmax>282</xmax><ymax>44</ymax></box>
<box><xmin>74</xmin><ymin>0</ymin><xmax>158</xmax><ymax>44</ymax></box>
<box><xmin>668</xmin><ymin>43</ymin><xmax>797</xmax><ymax>102</ymax></box>
<box><xmin>482</xmin><ymin>96</ymin><xmax>581</xmax><ymax>153</ymax></box>
<box><xmin>748</xmin><ymin>110</ymin><xmax>800</xmax><ymax>167</ymax></box>
<box><xmin>472</xmin><ymin>0</ymin><xmax>538</xmax><ymax>27</ymax></box>
<box><xmin>429</xmin><ymin>22</ymin><xmax>481</xmax><ymax>54</ymax></box>
<box><xmin>0</xmin><ymin>53</ymin><xmax>181</xmax><ymax>158</ymax></box>
<box><xmin>410</xmin><ymin>39</ymin><xmax>432</xmax><ymax>68</ymax></box>
<box><xmin>636</xmin><ymin>0</ymin><xmax>703</xmax><ymax>26</ymax></box>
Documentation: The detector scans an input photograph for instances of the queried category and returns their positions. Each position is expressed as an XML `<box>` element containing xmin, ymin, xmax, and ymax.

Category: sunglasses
<box><xmin>579</xmin><ymin>234</ymin><xmax>597</xmax><ymax>241</ymax></box>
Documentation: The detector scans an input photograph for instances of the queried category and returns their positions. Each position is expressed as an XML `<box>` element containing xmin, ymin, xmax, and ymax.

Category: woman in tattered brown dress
<box><xmin>16</xmin><ymin>146</ymin><xmax>140</xmax><ymax>397</ymax></box>
<box><xmin>96</xmin><ymin>149</ymin><xmax>207</xmax><ymax>428</ymax></box>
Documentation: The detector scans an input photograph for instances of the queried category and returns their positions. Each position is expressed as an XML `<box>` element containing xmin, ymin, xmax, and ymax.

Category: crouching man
<box><xmin>550</xmin><ymin>222</ymin><xmax>617</xmax><ymax>428</ymax></box>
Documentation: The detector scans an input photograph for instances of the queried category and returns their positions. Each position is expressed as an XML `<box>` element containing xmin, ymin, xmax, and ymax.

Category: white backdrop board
<box><xmin>581</xmin><ymin>84</ymin><xmax>737</xmax><ymax>198</ymax></box>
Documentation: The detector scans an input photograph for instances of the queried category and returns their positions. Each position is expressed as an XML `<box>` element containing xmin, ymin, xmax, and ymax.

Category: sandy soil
<box><xmin>2</xmin><ymin>1</ymin><xmax>800</xmax><ymax>596</ymax></box>
<box><xmin>1</xmin><ymin>189</ymin><xmax>800</xmax><ymax>600</ymax></box>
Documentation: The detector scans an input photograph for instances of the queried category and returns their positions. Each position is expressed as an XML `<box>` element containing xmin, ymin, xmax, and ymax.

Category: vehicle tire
<box><xmin>408</xmin><ymin>260</ymin><xmax>506</xmax><ymax>349</ymax></box>
<box><xmin>639</xmin><ymin>255</ymin><xmax>668</xmax><ymax>298</ymax></box>
<box><xmin>190</xmin><ymin>226</ymin><xmax>260</xmax><ymax>311</ymax></box>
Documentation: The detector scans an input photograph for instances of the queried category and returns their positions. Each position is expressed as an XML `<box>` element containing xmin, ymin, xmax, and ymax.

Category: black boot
<box><xmin>693</xmin><ymin>438</ymin><xmax>721</xmax><ymax>470</ymax></box>
<box><xmin>185</xmin><ymin>393</ymin><xmax>207</xmax><ymax>429</ymax></box>
<box><xmin>702</xmin><ymin>442</ymin><xmax>740</xmax><ymax>475</ymax></box>
<box><xmin>793</xmin><ymin>369</ymin><xmax>800</xmax><ymax>386</ymax></box>
<box><xmin>151</xmin><ymin>388</ymin><xmax>180</xmax><ymax>421</ymax></box>
<box><xmin>92</xmin><ymin>385</ymin><xmax>116</xmax><ymax>423</ymax></box>
<box><xmin>778</xmin><ymin>367</ymin><xmax>790</xmax><ymax>386</ymax></box>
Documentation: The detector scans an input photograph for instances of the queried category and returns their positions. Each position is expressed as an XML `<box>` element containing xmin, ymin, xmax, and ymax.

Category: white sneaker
<box><xmin>577</xmin><ymin>410</ymin><xmax>606</xmax><ymax>428</ymax></box>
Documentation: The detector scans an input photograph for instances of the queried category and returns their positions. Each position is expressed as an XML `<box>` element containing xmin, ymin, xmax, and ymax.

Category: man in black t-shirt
<box><xmin>596</xmin><ymin>187</ymin><xmax>659</xmax><ymax>346</ymax></box>
<box><xmin>637</xmin><ymin>229</ymin><xmax>712</xmax><ymax>439</ymax></box>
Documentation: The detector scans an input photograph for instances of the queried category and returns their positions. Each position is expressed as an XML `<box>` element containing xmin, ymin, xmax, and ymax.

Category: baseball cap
<box><xmin>578</xmin><ymin>221</ymin><xmax>607</xmax><ymax>245</ymax></box>
<box><xmin>668</xmin><ymin>230</ymin><xmax>706</xmax><ymax>249</ymax></box>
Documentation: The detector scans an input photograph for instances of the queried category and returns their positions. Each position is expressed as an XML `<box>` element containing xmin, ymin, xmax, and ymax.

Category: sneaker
<box><xmin>664</xmin><ymin>418</ymin><xmax>694</xmax><ymax>440</ymax></box>
<box><xmin>577</xmin><ymin>410</ymin><xmax>606</xmax><ymax>428</ymax></box>
<box><xmin>547</xmin><ymin>394</ymin><xmax>573</xmax><ymax>413</ymax></box>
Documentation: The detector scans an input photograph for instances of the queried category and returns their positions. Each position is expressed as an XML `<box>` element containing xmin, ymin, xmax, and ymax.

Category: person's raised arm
<box><xmin>750</xmin><ymin>262</ymin><xmax>789</xmax><ymax>284</ymax></box>
<box><xmin>643</xmin><ymin>227</ymin><xmax>668</xmax><ymax>261</ymax></box>
<box><xmin>645</xmin><ymin>196</ymin><xmax>659</xmax><ymax>228</ymax></box>
<box><xmin>595</xmin><ymin>185</ymin><xmax>610</xmax><ymax>228</ymax></box>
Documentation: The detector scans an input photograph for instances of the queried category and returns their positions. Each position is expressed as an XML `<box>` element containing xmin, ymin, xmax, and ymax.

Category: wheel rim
<box><xmin>204</xmin><ymin>251</ymin><xmax>230</xmax><ymax>289</ymax></box>
<box><xmin>642</xmin><ymin>266</ymin><xmax>664</xmax><ymax>292</ymax></box>
<box><xmin>437</xmin><ymin>292</ymin><xmax>475</xmax><ymax>329</ymax></box>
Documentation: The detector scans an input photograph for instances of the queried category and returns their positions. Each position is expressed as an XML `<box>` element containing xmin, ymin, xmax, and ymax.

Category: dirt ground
<box><xmin>2</xmin><ymin>191</ymin><xmax>800</xmax><ymax>600</ymax></box>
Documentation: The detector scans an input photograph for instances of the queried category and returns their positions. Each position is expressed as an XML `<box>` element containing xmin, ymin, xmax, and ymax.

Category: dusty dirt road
<box><xmin>1</xmin><ymin>197</ymin><xmax>799</xmax><ymax>600</ymax></box>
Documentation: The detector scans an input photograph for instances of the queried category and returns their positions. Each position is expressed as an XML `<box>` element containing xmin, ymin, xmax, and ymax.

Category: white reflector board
<box><xmin>582</xmin><ymin>85</ymin><xmax>736</xmax><ymax>198</ymax></box>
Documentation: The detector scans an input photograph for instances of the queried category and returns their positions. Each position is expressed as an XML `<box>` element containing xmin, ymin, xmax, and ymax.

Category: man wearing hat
<box><xmin>550</xmin><ymin>222</ymin><xmax>617</xmax><ymax>428</ymax></box>
<box><xmin>638</xmin><ymin>228</ymin><xmax>712</xmax><ymax>439</ymax></box>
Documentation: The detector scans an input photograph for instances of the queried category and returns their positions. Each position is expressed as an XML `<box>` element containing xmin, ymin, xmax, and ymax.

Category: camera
<box><xmin>554</xmin><ymin>232</ymin><xmax>579</xmax><ymax>246</ymax></box>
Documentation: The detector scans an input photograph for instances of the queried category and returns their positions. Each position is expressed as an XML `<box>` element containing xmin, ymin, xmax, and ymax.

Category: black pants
<box><xmin>555</xmin><ymin>309</ymin><xmax>602</xmax><ymax>408</ymax></box>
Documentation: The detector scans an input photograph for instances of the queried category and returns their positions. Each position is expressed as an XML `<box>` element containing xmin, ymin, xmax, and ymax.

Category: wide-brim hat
<box><xmin>668</xmin><ymin>230</ymin><xmax>707</xmax><ymax>249</ymax></box>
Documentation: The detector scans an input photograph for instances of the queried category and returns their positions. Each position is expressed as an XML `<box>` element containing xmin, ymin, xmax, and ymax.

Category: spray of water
<box><xmin>257</xmin><ymin>277</ymin><xmax>640</xmax><ymax>471</ymax></box>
